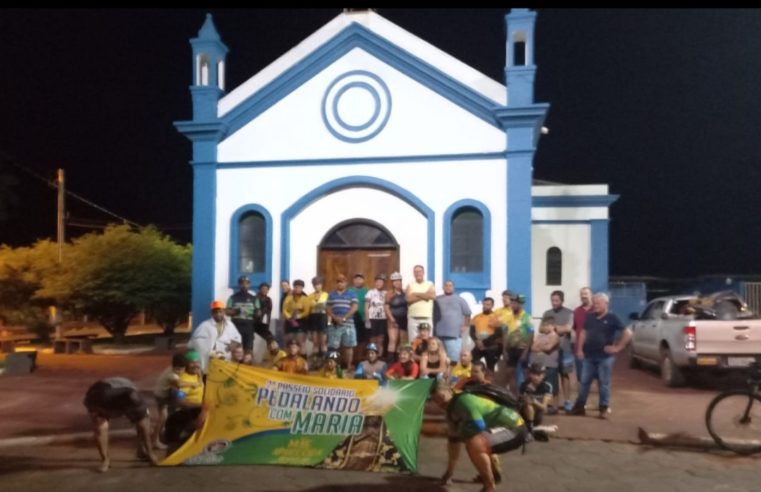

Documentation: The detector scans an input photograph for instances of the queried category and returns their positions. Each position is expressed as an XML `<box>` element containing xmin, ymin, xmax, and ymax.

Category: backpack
<box><xmin>460</xmin><ymin>383</ymin><xmax>519</xmax><ymax>409</ymax></box>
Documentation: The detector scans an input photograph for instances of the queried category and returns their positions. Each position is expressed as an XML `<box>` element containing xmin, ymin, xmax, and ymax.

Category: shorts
<box><xmin>308</xmin><ymin>313</ymin><xmax>328</xmax><ymax>333</ymax></box>
<box><xmin>84</xmin><ymin>381</ymin><xmax>148</xmax><ymax>424</ymax></box>
<box><xmin>285</xmin><ymin>318</ymin><xmax>308</xmax><ymax>335</ymax></box>
<box><xmin>483</xmin><ymin>425</ymin><xmax>529</xmax><ymax>454</ymax></box>
<box><xmin>327</xmin><ymin>322</ymin><xmax>357</xmax><ymax>349</ymax></box>
<box><xmin>558</xmin><ymin>349</ymin><xmax>575</xmax><ymax>375</ymax></box>
<box><xmin>368</xmin><ymin>319</ymin><xmax>387</xmax><ymax>338</ymax></box>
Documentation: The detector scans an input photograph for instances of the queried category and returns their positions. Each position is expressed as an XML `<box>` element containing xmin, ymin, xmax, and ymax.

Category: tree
<box><xmin>38</xmin><ymin>225</ymin><xmax>191</xmax><ymax>343</ymax></box>
<box><xmin>0</xmin><ymin>240</ymin><xmax>60</xmax><ymax>340</ymax></box>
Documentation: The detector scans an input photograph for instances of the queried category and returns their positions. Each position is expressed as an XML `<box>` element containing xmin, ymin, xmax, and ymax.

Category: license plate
<box><xmin>727</xmin><ymin>356</ymin><xmax>756</xmax><ymax>367</ymax></box>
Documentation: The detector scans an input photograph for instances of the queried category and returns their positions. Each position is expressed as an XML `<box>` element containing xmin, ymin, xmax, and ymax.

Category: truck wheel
<box><xmin>660</xmin><ymin>349</ymin><xmax>686</xmax><ymax>387</ymax></box>
<box><xmin>628</xmin><ymin>344</ymin><xmax>641</xmax><ymax>369</ymax></box>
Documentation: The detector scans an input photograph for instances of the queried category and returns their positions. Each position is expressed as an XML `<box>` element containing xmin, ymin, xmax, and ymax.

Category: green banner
<box><xmin>162</xmin><ymin>359</ymin><xmax>432</xmax><ymax>472</ymax></box>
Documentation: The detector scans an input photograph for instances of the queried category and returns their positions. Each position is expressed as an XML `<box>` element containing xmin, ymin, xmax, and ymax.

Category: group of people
<box><xmin>186</xmin><ymin>268</ymin><xmax>633</xmax><ymax>421</ymax></box>
<box><xmin>85</xmin><ymin>266</ymin><xmax>632</xmax><ymax>490</ymax></box>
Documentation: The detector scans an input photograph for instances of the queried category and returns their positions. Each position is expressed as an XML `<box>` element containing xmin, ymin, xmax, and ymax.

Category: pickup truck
<box><xmin>628</xmin><ymin>294</ymin><xmax>761</xmax><ymax>386</ymax></box>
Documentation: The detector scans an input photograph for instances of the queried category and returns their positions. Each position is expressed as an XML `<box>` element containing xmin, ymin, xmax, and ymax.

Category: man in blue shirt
<box><xmin>568</xmin><ymin>292</ymin><xmax>632</xmax><ymax>419</ymax></box>
<box><xmin>327</xmin><ymin>274</ymin><xmax>358</xmax><ymax>371</ymax></box>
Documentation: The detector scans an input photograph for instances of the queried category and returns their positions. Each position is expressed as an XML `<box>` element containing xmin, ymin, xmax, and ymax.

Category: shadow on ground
<box><xmin>260</xmin><ymin>474</ymin><xmax>449</xmax><ymax>492</ymax></box>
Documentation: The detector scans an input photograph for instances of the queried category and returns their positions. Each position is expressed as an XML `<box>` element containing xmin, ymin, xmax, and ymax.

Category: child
<box><xmin>354</xmin><ymin>343</ymin><xmax>387</xmax><ymax>383</ymax></box>
<box><xmin>151</xmin><ymin>351</ymin><xmax>186</xmax><ymax>449</ymax></box>
<box><xmin>321</xmin><ymin>350</ymin><xmax>344</xmax><ymax>379</ymax></box>
<box><xmin>176</xmin><ymin>350</ymin><xmax>205</xmax><ymax>408</ymax></box>
<box><xmin>410</xmin><ymin>322</ymin><xmax>432</xmax><ymax>362</ymax></box>
<box><xmin>530</xmin><ymin>316</ymin><xmax>560</xmax><ymax>413</ymax></box>
<box><xmin>385</xmin><ymin>344</ymin><xmax>419</xmax><ymax>380</ymax></box>
<box><xmin>275</xmin><ymin>339</ymin><xmax>309</xmax><ymax>374</ymax></box>
<box><xmin>261</xmin><ymin>339</ymin><xmax>287</xmax><ymax>369</ymax></box>
<box><xmin>229</xmin><ymin>341</ymin><xmax>251</xmax><ymax>365</ymax></box>
<box><xmin>449</xmin><ymin>350</ymin><xmax>473</xmax><ymax>385</ymax></box>
<box><xmin>519</xmin><ymin>362</ymin><xmax>553</xmax><ymax>428</ymax></box>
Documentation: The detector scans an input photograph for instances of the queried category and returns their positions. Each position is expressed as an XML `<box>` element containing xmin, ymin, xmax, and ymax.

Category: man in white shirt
<box><xmin>189</xmin><ymin>300</ymin><xmax>242</xmax><ymax>375</ymax></box>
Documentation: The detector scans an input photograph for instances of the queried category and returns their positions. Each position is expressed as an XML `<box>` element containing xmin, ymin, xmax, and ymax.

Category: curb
<box><xmin>0</xmin><ymin>429</ymin><xmax>134</xmax><ymax>449</ymax></box>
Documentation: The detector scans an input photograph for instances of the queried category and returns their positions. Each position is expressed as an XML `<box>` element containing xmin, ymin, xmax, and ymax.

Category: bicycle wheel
<box><xmin>705</xmin><ymin>390</ymin><xmax>761</xmax><ymax>455</ymax></box>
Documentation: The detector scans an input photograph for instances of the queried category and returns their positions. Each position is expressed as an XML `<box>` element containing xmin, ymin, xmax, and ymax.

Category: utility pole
<box><xmin>57</xmin><ymin>168</ymin><xmax>65</xmax><ymax>263</ymax></box>
<box><xmin>54</xmin><ymin>169</ymin><xmax>64</xmax><ymax>340</ymax></box>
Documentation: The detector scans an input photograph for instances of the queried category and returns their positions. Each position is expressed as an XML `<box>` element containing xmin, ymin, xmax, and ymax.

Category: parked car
<box><xmin>628</xmin><ymin>292</ymin><xmax>761</xmax><ymax>386</ymax></box>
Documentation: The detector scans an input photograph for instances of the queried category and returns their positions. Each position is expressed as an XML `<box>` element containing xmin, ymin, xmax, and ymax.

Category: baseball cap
<box><xmin>210</xmin><ymin>300</ymin><xmax>226</xmax><ymax>310</ymax></box>
<box><xmin>399</xmin><ymin>343</ymin><xmax>413</xmax><ymax>352</ymax></box>
<box><xmin>514</xmin><ymin>294</ymin><xmax>526</xmax><ymax>304</ymax></box>
<box><xmin>390</xmin><ymin>272</ymin><xmax>402</xmax><ymax>281</ymax></box>
<box><xmin>529</xmin><ymin>362</ymin><xmax>546</xmax><ymax>374</ymax></box>
<box><xmin>374</xmin><ymin>273</ymin><xmax>386</xmax><ymax>281</ymax></box>
<box><xmin>185</xmin><ymin>350</ymin><xmax>200</xmax><ymax>363</ymax></box>
<box><xmin>419</xmin><ymin>322</ymin><xmax>432</xmax><ymax>331</ymax></box>
<box><xmin>238</xmin><ymin>275</ymin><xmax>250</xmax><ymax>283</ymax></box>
<box><xmin>366</xmin><ymin>343</ymin><xmax>379</xmax><ymax>353</ymax></box>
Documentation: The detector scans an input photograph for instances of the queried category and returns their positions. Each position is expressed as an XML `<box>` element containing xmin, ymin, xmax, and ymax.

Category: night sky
<box><xmin>2</xmin><ymin>8</ymin><xmax>760</xmax><ymax>279</ymax></box>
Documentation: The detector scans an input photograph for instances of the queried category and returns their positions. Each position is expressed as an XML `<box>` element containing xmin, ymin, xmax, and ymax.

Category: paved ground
<box><xmin>1</xmin><ymin>435</ymin><xmax>758</xmax><ymax>492</ymax></box>
<box><xmin>1</xmin><ymin>348</ymin><xmax>758</xmax><ymax>491</ymax></box>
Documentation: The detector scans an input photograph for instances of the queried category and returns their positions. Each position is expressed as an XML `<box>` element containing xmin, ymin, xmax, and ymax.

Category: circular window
<box><xmin>321</xmin><ymin>71</ymin><xmax>391</xmax><ymax>143</ymax></box>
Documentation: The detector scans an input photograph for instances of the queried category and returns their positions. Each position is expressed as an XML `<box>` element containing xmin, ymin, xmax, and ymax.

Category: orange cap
<box><xmin>210</xmin><ymin>300</ymin><xmax>226</xmax><ymax>310</ymax></box>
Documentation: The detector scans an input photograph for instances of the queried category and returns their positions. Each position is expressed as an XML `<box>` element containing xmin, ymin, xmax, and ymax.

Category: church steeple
<box><xmin>189</xmin><ymin>14</ymin><xmax>228</xmax><ymax>120</ymax></box>
<box><xmin>505</xmin><ymin>8</ymin><xmax>537</xmax><ymax>107</ymax></box>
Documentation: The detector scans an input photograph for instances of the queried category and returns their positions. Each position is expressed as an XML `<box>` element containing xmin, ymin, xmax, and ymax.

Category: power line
<box><xmin>1</xmin><ymin>153</ymin><xmax>142</xmax><ymax>228</ymax></box>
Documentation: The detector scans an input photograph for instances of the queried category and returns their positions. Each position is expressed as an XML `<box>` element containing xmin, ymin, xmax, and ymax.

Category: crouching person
<box><xmin>518</xmin><ymin>362</ymin><xmax>553</xmax><ymax>428</ymax></box>
<box><xmin>83</xmin><ymin>377</ymin><xmax>158</xmax><ymax>472</ymax></box>
<box><xmin>432</xmin><ymin>380</ymin><xmax>528</xmax><ymax>492</ymax></box>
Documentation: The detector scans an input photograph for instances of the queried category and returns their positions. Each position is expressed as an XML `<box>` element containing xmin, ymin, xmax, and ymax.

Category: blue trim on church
<box><xmin>533</xmin><ymin>195</ymin><xmax>619</xmax><ymax>207</ymax></box>
<box><xmin>443</xmin><ymin>199</ymin><xmax>491</xmax><ymax>300</ymax></box>
<box><xmin>280</xmin><ymin>176</ymin><xmax>435</xmax><ymax>282</ymax></box>
<box><xmin>216</xmin><ymin>152</ymin><xmax>507</xmax><ymax>169</ymax></box>
<box><xmin>219</xmin><ymin>23</ymin><xmax>505</xmax><ymax>138</ymax></box>
<box><xmin>229</xmin><ymin>204</ymin><xmax>273</xmax><ymax>290</ymax></box>
<box><xmin>590</xmin><ymin>219</ymin><xmax>610</xmax><ymax>294</ymax></box>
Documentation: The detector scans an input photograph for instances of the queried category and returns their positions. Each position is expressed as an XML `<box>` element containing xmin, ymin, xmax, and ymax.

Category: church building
<box><xmin>175</xmin><ymin>9</ymin><xmax>618</xmax><ymax>328</ymax></box>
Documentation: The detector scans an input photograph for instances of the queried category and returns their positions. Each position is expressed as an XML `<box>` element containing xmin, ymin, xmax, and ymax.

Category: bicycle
<box><xmin>705</xmin><ymin>360</ymin><xmax>761</xmax><ymax>455</ymax></box>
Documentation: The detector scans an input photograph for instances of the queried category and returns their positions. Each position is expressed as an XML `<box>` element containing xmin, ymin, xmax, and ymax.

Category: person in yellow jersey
<box><xmin>176</xmin><ymin>350</ymin><xmax>204</xmax><ymax>408</ymax></box>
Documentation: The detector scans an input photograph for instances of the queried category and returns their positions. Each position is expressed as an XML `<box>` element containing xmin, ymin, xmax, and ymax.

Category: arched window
<box><xmin>546</xmin><ymin>247</ymin><xmax>562</xmax><ymax>285</ymax></box>
<box><xmin>239</xmin><ymin>212</ymin><xmax>265</xmax><ymax>274</ymax></box>
<box><xmin>513</xmin><ymin>31</ymin><xmax>527</xmax><ymax>66</ymax></box>
<box><xmin>444</xmin><ymin>200</ymin><xmax>491</xmax><ymax>299</ymax></box>
<box><xmin>197</xmin><ymin>54</ymin><xmax>210</xmax><ymax>86</ymax></box>
<box><xmin>451</xmin><ymin>208</ymin><xmax>483</xmax><ymax>273</ymax></box>
<box><xmin>217</xmin><ymin>60</ymin><xmax>225</xmax><ymax>90</ymax></box>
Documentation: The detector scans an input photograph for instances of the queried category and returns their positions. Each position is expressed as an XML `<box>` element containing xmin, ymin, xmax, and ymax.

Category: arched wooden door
<box><xmin>318</xmin><ymin>219</ymin><xmax>400</xmax><ymax>291</ymax></box>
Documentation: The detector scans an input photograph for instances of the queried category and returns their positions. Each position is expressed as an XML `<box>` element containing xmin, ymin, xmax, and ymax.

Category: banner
<box><xmin>162</xmin><ymin>359</ymin><xmax>433</xmax><ymax>472</ymax></box>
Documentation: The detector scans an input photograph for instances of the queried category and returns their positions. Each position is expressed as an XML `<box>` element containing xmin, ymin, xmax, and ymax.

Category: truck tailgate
<box><xmin>696</xmin><ymin>320</ymin><xmax>761</xmax><ymax>355</ymax></box>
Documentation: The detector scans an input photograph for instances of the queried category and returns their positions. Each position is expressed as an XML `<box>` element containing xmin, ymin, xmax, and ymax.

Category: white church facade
<box><xmin>176</xmin><ymin>9</ymin><xmax>618</xmax><ymax>328</ymax></box>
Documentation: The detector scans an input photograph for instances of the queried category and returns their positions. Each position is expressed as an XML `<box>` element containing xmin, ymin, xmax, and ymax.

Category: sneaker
<box><xmin>598</xmin><ymin>406</ymin><xmax>611</xmax><ymax>419</ymax></box>
<box><xmin>563</xmin><ymin>400</ymin><xmax>573</xmax><ymax>412</ymax></box>
<box><xmin>567</xmin><ymin>405</ymin><xmax>586</xmax><ymax>416</ymax></box>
